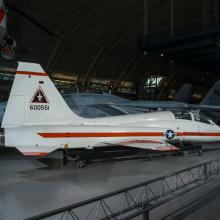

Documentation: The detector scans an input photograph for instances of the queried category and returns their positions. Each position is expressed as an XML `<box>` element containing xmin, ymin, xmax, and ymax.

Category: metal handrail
<box><xmin>144</xmin><ymin>13</ymin><xmax>220</xmax><ymax>42</ymax></box>
<box><xmin>25</xmin><ymin>159</ymin><xmax>220</xmax><ymax>220</ymax></box>
<box><xmin>149</xmin><ymin>13</ymin><xmax>220</xmax><ymax>34</ymax></box>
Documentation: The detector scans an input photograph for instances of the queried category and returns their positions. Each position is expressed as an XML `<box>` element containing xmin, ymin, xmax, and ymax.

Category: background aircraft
<box><xmin>172</xmin><ymin>83</ymin><xmax>192</xmax><ymax>103</ymax></box>
<box><xmin>110</xmin><ymin>80</ymin><xmax>220</xmax><ymax>114</ymax></box>
<box><xmin>1</xmin><ymin>62</ymin><xmax>220</xmax><ymax>156</ymax></box>
<box><xmin>0</xmin><ymin>80</ymin><xmax>219</xmax><ymax>123</ymax></box>
<box><xmin>65</xmin><ymin>83</ymin><xmax>193</xmax><ymax>115</ymax></box>
<box><xmin>0</xmin><ymin>82</ymin><xmax>191</xmax><ymax>122</ymax></box>
<box><xmin>63</xmin><ymin>93</ymin><xmax>127</xmax><ymax>117</ymax></box>
<box><xmin>0</xmin><ymin>101</ymin><xmax>5</xmax><ymax>123</ymax></box>
<box><xmin>60</xmin><ymin>82</ymin><xmax>218</xmax><ymax>116</ymax></box>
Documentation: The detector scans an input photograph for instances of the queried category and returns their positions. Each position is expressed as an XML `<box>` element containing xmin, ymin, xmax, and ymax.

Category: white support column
<box><xmin>144</xmin><ymin>0</ymin><xmax>148</xmax><ymax>40</ymax></box>
<box><xmin>202</xmin><ymin>0</ymin><xmax>207</xmax><ymax>32</ymax></box>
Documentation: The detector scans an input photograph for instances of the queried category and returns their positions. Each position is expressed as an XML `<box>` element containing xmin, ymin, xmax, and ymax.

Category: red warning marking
<box><xmin>16</xmin><ymin>71</ymin><xmax>48</xmax><ymax>76</ymax></box>
<box><xmin>30</xmin><ymin>86</ymin><xmax>49</xmax><ymax>103</ymax></box>
<box><xmin>0</xmin><ymin>8</ymin><xmax>5</xmax><ymax>23</ymax></box>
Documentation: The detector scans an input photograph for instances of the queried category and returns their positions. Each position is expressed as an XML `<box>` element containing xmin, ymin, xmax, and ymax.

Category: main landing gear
<box><xmin>62</xmin><ymin>147</ymin><xmax>140</xmax><ymax>168</ymax></box>
<box><xmin>180</xmin><ymin>144</ymin><xmax>203</xmax><ymax>156</ymax></box>
<box><xmin>63</xmin><ymin>144</ymin><xmax>69</xmax><ymax>166</ymax></box>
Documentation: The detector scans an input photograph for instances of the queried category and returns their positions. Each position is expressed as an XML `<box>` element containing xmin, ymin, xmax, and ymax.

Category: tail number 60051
<box><xmin>30</xmin><ymin>105</ymin><xmax>49</xmax><ymax>110</ymax></box>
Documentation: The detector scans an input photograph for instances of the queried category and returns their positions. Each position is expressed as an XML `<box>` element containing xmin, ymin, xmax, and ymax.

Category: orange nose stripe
<box><xmin>177</xmin><ymin>132</ymin><xmax>220</xmax><ymax>136</ymax></box>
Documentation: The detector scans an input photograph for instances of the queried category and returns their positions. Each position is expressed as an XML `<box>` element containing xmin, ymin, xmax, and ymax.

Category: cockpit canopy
<box><xmin>172</xmin><ymin>110</ymin><xmax>218</xmax><ymax>126</ymax></box>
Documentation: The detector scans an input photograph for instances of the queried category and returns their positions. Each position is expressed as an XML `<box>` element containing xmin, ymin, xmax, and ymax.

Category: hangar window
<box><xmin>145</xmin><ymin>75</ymin><xmax>163</xmax><ymax>88</ymax></box>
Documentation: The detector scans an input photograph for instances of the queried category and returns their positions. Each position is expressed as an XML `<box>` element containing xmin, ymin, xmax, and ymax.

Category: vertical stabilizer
<box><xmin>200</xmin><ymin>80</ymin><xmax>220</xmax><ymax>106</ymax></box>
<box><xmin>174</xmin><ymin>83</ymin><xmax>192</xmax><ymax>103</ymax></box>
<box><xmin>2</xmin><ymin>62</ymin><xmax>82</xmax><ymax>127</ymax></box>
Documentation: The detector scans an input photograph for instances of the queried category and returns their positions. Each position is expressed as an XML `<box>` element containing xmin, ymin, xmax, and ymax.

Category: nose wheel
<box><xmin>63</xmin><ymin>144</ymin><xmax>69</xmax><ymax>166</ymax></box>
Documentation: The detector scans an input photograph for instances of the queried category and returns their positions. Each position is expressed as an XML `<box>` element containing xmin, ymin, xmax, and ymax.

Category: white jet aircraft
<box><xmin>1</xmin><ymin>62</ymin><xmax>220</xmax><ymax>156</ymax></box>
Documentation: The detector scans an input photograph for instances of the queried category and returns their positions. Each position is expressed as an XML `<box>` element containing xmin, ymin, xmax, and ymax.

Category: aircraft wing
<box><xmin>112</xmin><ymin>102</ymin><xmax>220</xmax><ymax>112</ymax></box>
<box><xmin>189</xmin><ymin>104</ymin><xmax>220</xmax><ymax>111</ymax></box>
<box><xmin>100</xmin><ymin>139</ymin><xmax>179</xmax><ymax>152</ymax></box>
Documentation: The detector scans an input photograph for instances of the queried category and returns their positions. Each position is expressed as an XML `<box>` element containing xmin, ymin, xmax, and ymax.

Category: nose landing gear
<box><xmin>63</xmin><ymin>144</ymin><xmax>69</xmax><ymax>166</ymax></box>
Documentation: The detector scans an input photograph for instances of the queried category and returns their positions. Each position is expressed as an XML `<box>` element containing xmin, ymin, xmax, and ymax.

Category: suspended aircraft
<box><xmin>0</xmin><ymin>0</ymin><xmax>58</xmax><ymax>60</ymax></box>
<box><xmin>0</xmin><ymin>0</ymin><xmax>6</xmax><ymax>41</ymax></box>
<box><xmin>0</xmin><ymin>0</ymin><xmax>16</xmax><ymax>60</ymax></box>
<box><xmin>1</xmin><ymin>62</ymin><xmax>220</xmax><ymax>156</ymax></box>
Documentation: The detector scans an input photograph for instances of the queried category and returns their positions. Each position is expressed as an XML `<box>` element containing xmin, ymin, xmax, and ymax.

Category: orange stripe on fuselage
<box><xmin>38</xmin><ymin>131</ymin><xmax>220</xmax><ymax>139</ymax></box>
<box><xmin>38</xmin><ymin>132</ymin><xmax>164</xmax><ymax>138</ymax></box>
<box><xmin>16</xmin><ymin>71</ymin><xmax>48</xmax><ymax>76</ymax></box>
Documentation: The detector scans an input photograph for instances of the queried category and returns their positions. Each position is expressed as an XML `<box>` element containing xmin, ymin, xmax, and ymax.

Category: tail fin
<box><xmin>200</xmin><ymin>80</ymin><xmax>220</xmax><ymax>106</ymax></box>
<box><xmin>173</xmin><ymin>83</ymin><xmax>192</xmax><ymax>103</ymax></box>
<box><xmin>2</xmin><ymin>62</ymin><xmax>81</xmax><ymax>127</ymax></box>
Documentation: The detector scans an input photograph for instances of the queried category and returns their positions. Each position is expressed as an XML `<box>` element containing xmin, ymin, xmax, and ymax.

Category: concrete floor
<box><xmin>183</xmin><ymin>185</ymin><xmax>220</xmax><ymax>220</ymax></box>
<box><xmin>0</xmin><ymin>148</ymin><xmax>220</xmax><ymax>219</ymax></box>
<box><xmin>150</xmin><ymin>178</ymin><xmax>220</xmax><ymax>220</ymax></box>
